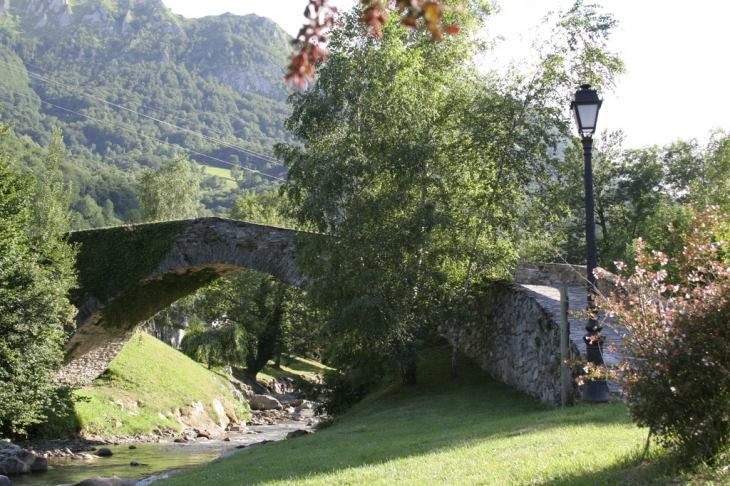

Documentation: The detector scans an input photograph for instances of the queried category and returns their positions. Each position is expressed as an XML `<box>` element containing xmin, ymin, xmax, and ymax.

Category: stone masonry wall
<box><xmin>447</xmin><ymin>281</ymin><xmax>581</xmax><ymax>407</ymax></box>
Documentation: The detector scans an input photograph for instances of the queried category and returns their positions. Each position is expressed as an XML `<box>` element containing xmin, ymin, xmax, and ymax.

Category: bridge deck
<box><xmin>520</xmin><ymin>284</ymin><xmax>625</xmax><ymax>396</ymax></box>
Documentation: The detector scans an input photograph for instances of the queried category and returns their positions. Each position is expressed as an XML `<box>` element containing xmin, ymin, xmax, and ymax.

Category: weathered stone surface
<box><xmin>95</xmin><ymin>448</ymin><xmax>113</xmax><ymax>457</ymax></box>
<box><xmin>211</xmin><ymin>398</ymin><xmax>231</xmax><ymax>429</ymax></box>
<box><xmin>249</xmin><ymin>395</ymin><xmax>282</xmax><ymax>411</ymax></box>
<box><xmin>0</xmin><ymin>442</ymin><xmax>20</xmax><ymax>456</ymax></box>
<box><xmin>445</xmin><ymin>263</ymin><xmax>625</xmax><ymax>407</ymax></box>
<box><xmin>445</xmin><ymin>281</ymin><xmax>582</xmax><ymax>407</ymax></box>
<box><xmin>0</xmin><ymin>475</ymin><xmax>12</xmax><ymax>486</ymax></box>
<box><xmin>15</xmin><ymin>451</ymin><xmax>46</xmax><ymax>472</ymax></box>
<box><xmin>513</xmin><ymin>262</ymin><xmax>619</xmax><ymax>298</ymax></box>
<box><xmin>0</xmin><ymin>457</ymin><xmax>30</xmax><ymax>476</ymax></box>
<box><xmin>59</xmin><ymin>218</ymin><xmax>308</xmax><ymax>385</ymax></box>
<box><xmin>73</xmin><ymin>476</ymin><xmax>136</xmax><ymax>486</ymax></box>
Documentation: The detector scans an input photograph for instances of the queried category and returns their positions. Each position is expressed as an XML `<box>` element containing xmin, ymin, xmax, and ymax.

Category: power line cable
<box><xmin>0</xmin><ymin>59</ymin><xmax>285</xmax><ymax>167</ymax></box>
<box><xmin>0</xmin><ymin>85</ymin><xmax>286</xmax><ymax>182</ymax></box>
<box><xmin>20</xmin><ymin>58</ymin><xmax>235</xmax><ymax>139</ymax></box>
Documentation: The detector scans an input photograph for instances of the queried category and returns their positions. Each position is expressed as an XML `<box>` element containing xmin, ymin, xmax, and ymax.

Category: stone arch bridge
<box><xmin>60</xmin><ymin>218</ymin><xmax>622</xmax><ymax>406</ymax></box>
<box><xmin>61</xmin><ymin>217</ymin><xmax>306</xmax><ymax>384</ymax></box>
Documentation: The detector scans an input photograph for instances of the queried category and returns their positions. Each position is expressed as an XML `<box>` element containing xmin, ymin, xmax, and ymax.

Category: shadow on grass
<box><xmin>160</xmin><ymin>346</ymin><xmax>645</xmax><ymax>486</ymax></box>
<box><xmin>538</xmin><ymin>447</ymin><xmax>717</xmax><ymax>486</ymax></box>
<box><xmin>262</xmin><ymin>355</ymin><xmax>328</xmax><ymax>381</ymax></box>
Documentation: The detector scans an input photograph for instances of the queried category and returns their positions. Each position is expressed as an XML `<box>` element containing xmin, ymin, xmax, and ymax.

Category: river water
<box><xmin>11</xmin><ymin>421</ymin><xmax>308</xmax><ymax>486</ymax></box>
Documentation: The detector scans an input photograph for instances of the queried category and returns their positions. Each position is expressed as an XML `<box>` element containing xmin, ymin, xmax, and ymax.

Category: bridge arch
<box><xmin>60</xmin><ymin>217</ymin><xmax>306</xmax><ymax>384</ymax></box>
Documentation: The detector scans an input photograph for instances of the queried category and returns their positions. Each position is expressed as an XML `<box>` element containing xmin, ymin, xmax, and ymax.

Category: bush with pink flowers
<box><xmin>598</xmin><ymin>206</ymin><xmax>730</xmax><ymax>463</ymax></box>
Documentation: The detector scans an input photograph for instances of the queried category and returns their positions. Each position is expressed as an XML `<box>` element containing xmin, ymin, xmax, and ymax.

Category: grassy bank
<box><xmin>71</xmin><ymin>332</ymin><xmax>248</xmax><ymax>438</ymax></box>
<box><xmin>255</xmin><ymin>354</ymin><xmax>328</xmax><ymax>387</ymax></box>
<box><xmin>153</xmin><ymin>346</ymin><xmax>727</xmax><ymax>485</ymax></box>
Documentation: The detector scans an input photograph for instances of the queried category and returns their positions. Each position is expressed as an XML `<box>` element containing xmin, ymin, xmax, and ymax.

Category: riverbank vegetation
<box><xmin>156</xmin><ymin>347</ymin><xmax>719</xmax><ymax>486</ymax></box>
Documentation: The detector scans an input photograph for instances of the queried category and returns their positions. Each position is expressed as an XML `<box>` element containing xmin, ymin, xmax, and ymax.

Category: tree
<box><xmin>531</xmin><ymin>130</ymin><xmax>730</xmax><ymax>272</ymax></box>
<box><xmin>277</xmin><ymin>1</ymin><xmax>624</xmax><ymax>393</ymax></box>
<box><xmin>664</xmin><ymin>130</ymin><xmax>730</xmax><ymax>211</ymax></box>
<box><xmin>137</xmin><ymin>155</ymin><xmax>201</xmax><ymax>222</ymax></box>
<box><xmin>0</xmin><ymin>123</ymin><xmax>76</xmax><ymax>437</ymax></box>
<box><xmin>230</xmin><ymin>190</ymin><xmax>294</xmax><ymax>228</ymax></box>
<box><xmin>280</xmin><ymin>7</ymin><xmax>483</xmax><ymax>389</ymax></box>
<box><xmin>180</xmin><ymin>315</ymin><xmax>247</xmax><ymax>370</ymax></box>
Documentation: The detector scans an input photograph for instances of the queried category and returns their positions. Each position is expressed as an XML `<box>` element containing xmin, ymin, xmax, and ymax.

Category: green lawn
<box><xmin>198</xmin><ymin>163</ymin><xmax>237</xmax><ymax>190</ymax></box>
<box><xmin>155</xmin><ymin>346</ymin><xmax>727</xmax><ymax>485</ymax></box>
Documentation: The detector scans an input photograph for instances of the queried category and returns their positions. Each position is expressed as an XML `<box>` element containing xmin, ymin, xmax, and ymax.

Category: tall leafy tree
<box><xmin>278</xmin><ymin>3</ymin><xmax>495</xmax><ymax>388</ymax></box>
<box><xmin>137</xmin><ymin>154</ymin><xmax>201</xmax><ymax>222</ymax></box>
<box><xmin>0</xmin><ymin>123</ymin><xmax>76</xmax><ymax>437</ymax></box>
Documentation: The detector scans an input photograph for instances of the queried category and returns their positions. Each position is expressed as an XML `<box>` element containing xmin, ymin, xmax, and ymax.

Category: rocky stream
<box><xmin>1</xmin><ymin>394</ymin><xmax>320</xmax><ymax>486</ymax></box>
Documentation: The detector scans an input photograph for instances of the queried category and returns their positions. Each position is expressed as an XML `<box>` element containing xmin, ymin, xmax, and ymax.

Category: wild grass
<box><xmin>73</xmin><ymin>331</ymin><xmax>247</xmax><ymax>438</ymax></box>
<box><xmin>256</xmin><ymin>354</ymin><xmax>330</xmax><ymax>386</ymax></box>
<box><xmin>155</xmin><ymin>346</ymin><xmax>730</xmax><ymax>485</ymax></box>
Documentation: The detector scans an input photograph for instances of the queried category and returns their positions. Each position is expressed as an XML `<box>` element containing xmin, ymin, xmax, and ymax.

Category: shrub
<box><xmin>598</xmin><ymin>206</ymin><xmax>730</xmax><ymax>463</ymax></box>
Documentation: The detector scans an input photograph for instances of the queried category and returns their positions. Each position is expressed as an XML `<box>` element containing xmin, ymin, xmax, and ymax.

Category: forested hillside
<box><xmin>0</xmin><ymin>0</ymin><xmax>293</xmax><ymax>227</ymax></box>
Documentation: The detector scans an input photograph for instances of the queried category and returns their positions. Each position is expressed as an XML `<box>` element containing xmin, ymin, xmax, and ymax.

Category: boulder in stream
<box><xmin>16</xmin><ymin>450</ymin><xmax>47</xmax><ymax>471</ymax></box>
<box><xmin>0</xmin><ymin>457</ymin><xmax>30</xmax><ymax>476</ymax></box>
<box><xmin>249</xmin><ymin>395</ymin><xmax>282</xmax><ymax>411</ymax></box>
<box><xmin>0</xmin><ymin>475</ymin><xmax>12</xmax><ymax>486</ymax></box>
<box><xmin>95</xmin><ymin>448</ymin><xmax>113</xmax><ymax>457</ymax></box>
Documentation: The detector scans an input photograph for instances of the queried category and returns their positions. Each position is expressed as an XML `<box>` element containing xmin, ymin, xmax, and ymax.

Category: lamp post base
<box><xmin>583</xmin><ymin>330</ymin><xmax>609</xmax><ymax>403</ymax></box>
<box><xmin>582</xmin><ymin>379</ymin><xmax>609</xmax><ymax>403</ymax></box>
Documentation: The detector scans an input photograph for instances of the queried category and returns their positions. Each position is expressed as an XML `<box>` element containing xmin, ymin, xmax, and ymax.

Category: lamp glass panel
<box><xmin>576</xmin><ymin>104</ymin><xmax>599</xmax><ymax>132</ymax></box>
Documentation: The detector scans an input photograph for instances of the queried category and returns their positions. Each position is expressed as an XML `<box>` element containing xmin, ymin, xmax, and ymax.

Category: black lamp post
<box><xmin>570</xmin><ymin>84</ymin><xmax>609</xmax><ymax>403</ymax></box>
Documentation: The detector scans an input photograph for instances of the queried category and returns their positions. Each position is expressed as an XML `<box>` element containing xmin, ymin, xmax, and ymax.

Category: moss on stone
<box><xmin>69</xmin><ymin>220</ymin><xmax>187</xmax><ymax>306</ymax></box>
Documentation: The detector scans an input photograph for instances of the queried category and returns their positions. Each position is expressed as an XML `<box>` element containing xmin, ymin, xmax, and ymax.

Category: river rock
<box><xmin>286</xmin><ymin>429</ymin><xmax>313</xmax><ymax>439</ymax></box>
<box><xmin>0</xmin><ymin>442</ymin><xmax>20</xmax><ymax>457</ymax></box>
<box><xmin>73</xmin><ymin>476</ymin><xmax>136</xmax><ymax>486</ymax></box>
<box><xmin>0</xmin><ymin>457</ymin><xmax>30</xmax><ymax>476</ymax></box>
<box><xmin>249</xmin><ymin>395</ymin><xmax>282</xmax><ymax>411</ymax></box>
<box><xmin>180</xmin><ymin>401</ymin><xmax>223</xmax><ymax>435</ymax></box>
<box><xmin>0</xmin><ymin>475</ymin><xmax>12</xmax><ymax>486</ymax></box>
<box><xmin>95</xmin><ymin>448</ymin><xmax>113</xmax><ymax>457</ymax></box>
<box><xmin>16</xmin><ymin>450</ymin><xmax>47</xmax><ymax>471</ymax></box>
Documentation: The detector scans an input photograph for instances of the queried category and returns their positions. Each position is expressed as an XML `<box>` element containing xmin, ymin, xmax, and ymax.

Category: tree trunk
<box><xmin>273</xmin><ymin>352</ymin><xmax>282</xmax><ymax>370</ymax></box>
<box><xmin>450</xmin><ymin>345</ymin><xmax>458</xmax><ymax>379</ymax></box>
<box><xmin>402</xmin><ymin>361</ymin><xmax>417</xmax><ymax>387</ymax></box>
<box><xmin>243</xmin><ymin>368</ymin><xmax>258</xmax><ymax>382</ymax></box>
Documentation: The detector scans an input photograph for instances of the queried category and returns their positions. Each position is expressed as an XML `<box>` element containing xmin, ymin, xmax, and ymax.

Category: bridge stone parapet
<box><xmin>513</xmin><ymin>261</ymin><xmax>619</xmax><ymax>297</ymax></box>
<box><xmin>447</xmin><ymin>281</ymin><xmax>583</xmax><ymax>407</ymax></box>
<box><xmin>447</xmin><ymin>263</ymin><xmax>624</xmax><ymax>407</ymax></box>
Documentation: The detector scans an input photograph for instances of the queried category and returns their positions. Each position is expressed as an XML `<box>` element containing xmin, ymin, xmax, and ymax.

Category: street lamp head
<box><xmin>570</xmin><ymin>84</ymin><xmax>603</xmax><ymax>137</ymax></box>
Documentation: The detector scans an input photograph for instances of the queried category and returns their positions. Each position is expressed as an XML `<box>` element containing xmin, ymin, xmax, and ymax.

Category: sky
<box><xmin>164</xmin><ymin>0</ymin><xmax>730</xmax><ymax>150</ymax></box>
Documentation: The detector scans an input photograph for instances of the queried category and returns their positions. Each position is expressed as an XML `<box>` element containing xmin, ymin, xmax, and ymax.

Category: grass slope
<box><xmin>155</xmin><ymin>347</ymin><xmax>727</xmax><ymax>486</ymax></box>
<box><xmin>73</xmin><ymin>332</ymin><xmax>247</xmax><ymax>438</ymax></box>
<box><xmin>255</xmin><ymin>355</ymin><xmax>328</xmax><ymax>387</ymax></box>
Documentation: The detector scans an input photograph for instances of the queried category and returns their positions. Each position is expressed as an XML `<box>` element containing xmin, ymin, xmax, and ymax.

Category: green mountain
<box><xmin>0</xmin><ymin>0</ymin><xmax>294</xmax><ymax>226</ymax></box>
